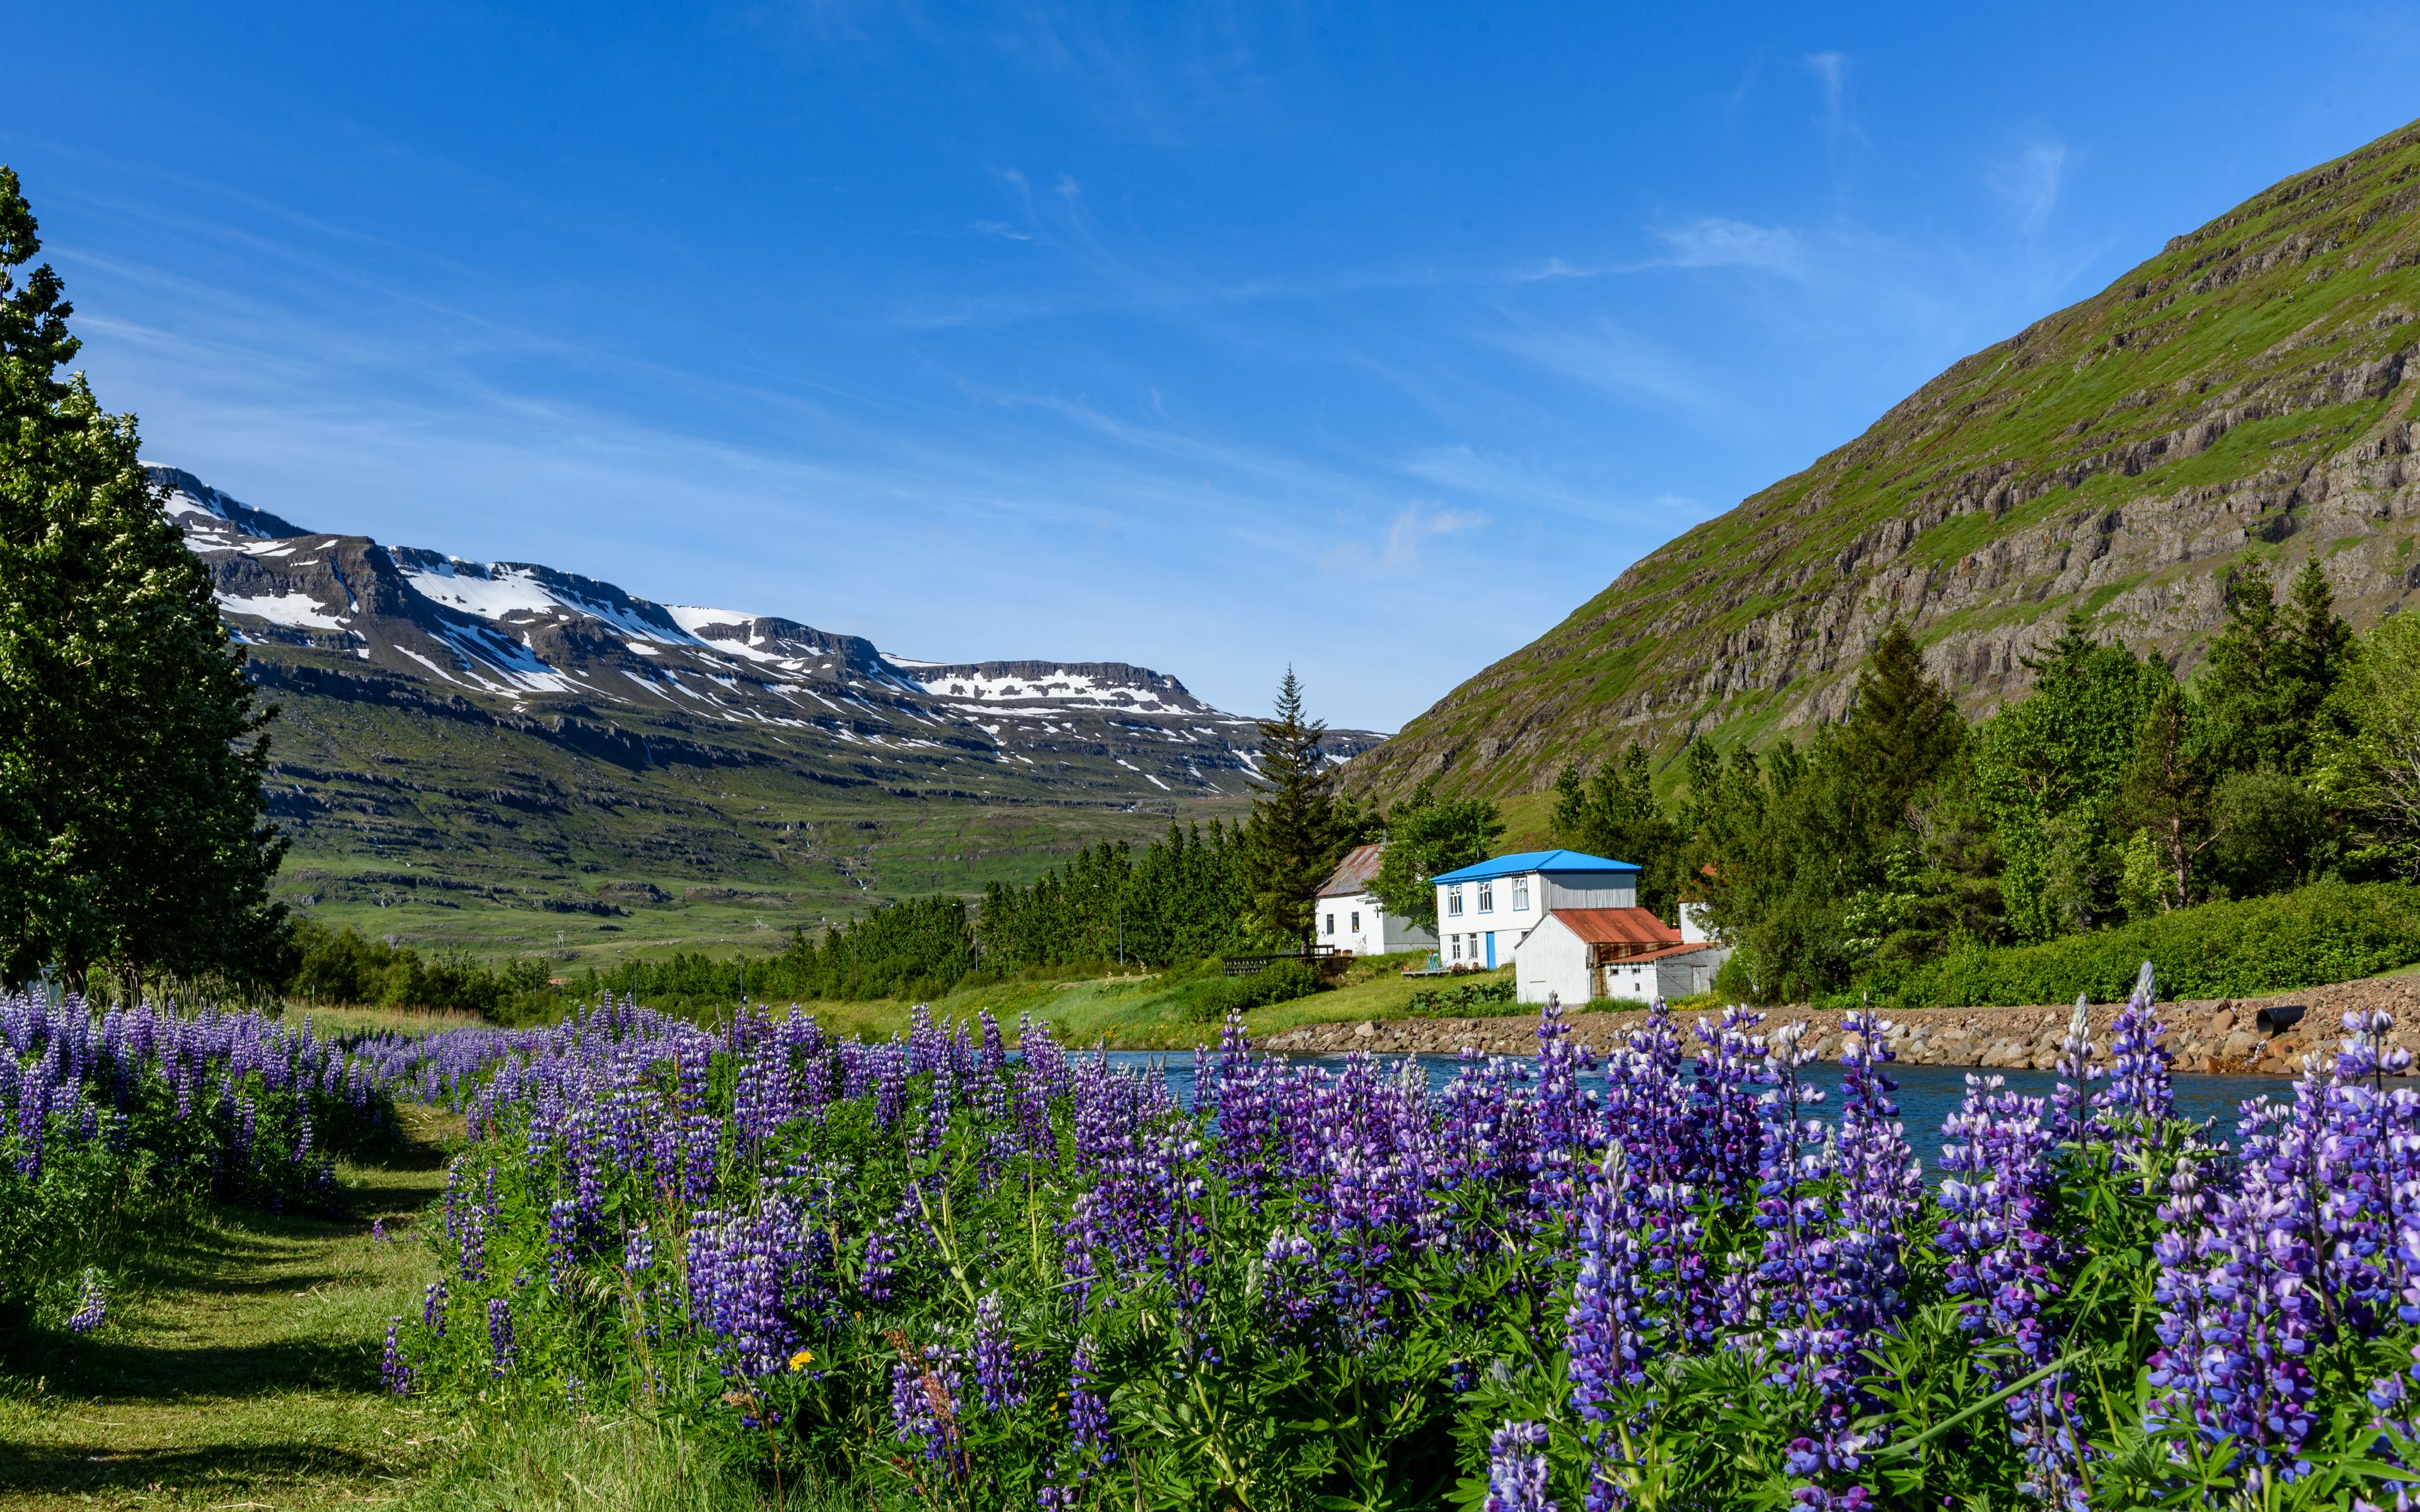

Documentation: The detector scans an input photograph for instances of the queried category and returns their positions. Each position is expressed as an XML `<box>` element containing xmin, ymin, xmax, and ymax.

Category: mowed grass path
<box><xmin>0</xmin><ymin>1104</ymin><xmax>459</xmax><ymax>1511</ymax></box>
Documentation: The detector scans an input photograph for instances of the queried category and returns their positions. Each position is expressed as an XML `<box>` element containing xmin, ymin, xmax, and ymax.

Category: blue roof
<box><xmin>1428</xmin><ymin>849</ymin><xmax>1640</xmax><ymax>885</ymax></box>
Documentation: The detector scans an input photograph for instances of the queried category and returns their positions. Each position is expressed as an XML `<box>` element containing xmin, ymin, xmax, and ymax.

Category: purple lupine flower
<box><xmin>1937</xmin><ymin>1074</ymin><xmax>2080</xmax><ymax>1502</ymax></box>
<box><xmin>860</xmin><ymin>1225</ymin><xmax>898</xmax><ymax>1303</ymax></box>
<box><xmin>66</xmin><ymin>1271</ymin><xmax>106</xmax><ymax>1335</ymax></box>
<box><xmin>1068</xmin><ymin>1337</ymin><xmax>1113</xmax><ymax>1467</ymax></box>
<box><xmin>487</xmin><ymin>1297</ymin><xmax>516</xmax><ymax>1378</ymax></box>
<box><xmin>1259</xmin><ymin>1230</ymin><xmax>1323</xmax><ymax>1334</ymax></box>
<box><xmin>972</xmin><ymin>1291</ymin><xmax>1022</xmax><ymax>1411</ymax></box>
<box><xmin>2097</xmin><ymin>961</ymin><xmax>2174</xmax><ymax>1167</ymax></box>
<box><xmin>381</xmin><ymin>1316</ymin><xmax>412</xmax><ymax>1395</ymax></box>
<box><xmin>1753</xmin><ymin>1021</ymin><xmax>1843</xmax><ymax>1395</ymax></box>
<box><xmin>2149</xmin><ymin>1113</ymin><xmax>2324</xmax><ymax>1479</ymax></box>
<box><xmin>423</xmin><ymin>1278</ymin><xmax>449</xmax><ymax>1337</ymax></box>
<box><xmin>1484</xmin><ymin>1421</ymin><xmax>1557</xmax><ymax>1512</ymax></box>
<box><xmin>2049</xmin><ymin>994</ymin><xmax>2102</xmax><ymax>1145</ymax></box>
<box><xmin>1691</xmin><ymin>1005</ymin><xmax>1772</xmax><ymax>1206</ymax></box>
<box><xmin>1832</xmin><ymin>1012</ymin><xmax>1919</xmax><ymax>1344</ymax></box>
<box><xmin>1530</xmin><ymin>995</ymin><xmax>1603</xmax><ymax>1216</ymax></box>
<box><xmin>1567</xmin><ymin>1143</ymin><xmax>1645</xmax><ymax>1512</ymax></box>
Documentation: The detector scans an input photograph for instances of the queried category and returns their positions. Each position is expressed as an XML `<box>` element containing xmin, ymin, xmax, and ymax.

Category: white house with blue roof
<box><xmin>1428</xmin><ymin>849</ymin><xmax>1643</xmax><ymax>970</ymax></box>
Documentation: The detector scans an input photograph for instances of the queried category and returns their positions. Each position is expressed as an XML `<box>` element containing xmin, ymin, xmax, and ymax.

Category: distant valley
<box><xmin>161</xmin><ymin>465</ymin><xmax>1383</xmax><ymax>960</ymax></box>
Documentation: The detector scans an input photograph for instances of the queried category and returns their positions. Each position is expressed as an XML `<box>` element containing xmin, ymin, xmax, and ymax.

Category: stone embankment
<box><xmin>1257</xmin><ymin>974</ymin><xmax>2420</xmax><ymax>1076</ymax></box>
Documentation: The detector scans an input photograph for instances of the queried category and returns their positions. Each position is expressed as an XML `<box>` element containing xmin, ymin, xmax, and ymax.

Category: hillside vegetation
<box><xmin>1353</xmin><ymin>115</ymin><xmax>2420</xmax><ymax>806</ymax></box>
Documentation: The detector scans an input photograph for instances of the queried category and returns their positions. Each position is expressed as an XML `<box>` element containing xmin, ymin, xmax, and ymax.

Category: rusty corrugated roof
<box><xmin>1590</xmin><ymin>941</ymin><xmax>1714</xmax><ymax>964</ymax></box>
<box><xmin>1548</xmin><ymin>907</ymin><xmax>1682</xmax><ymax>946</ymax></box>
<box><xmin>1318</xmin><ymin>842</ymin><xmax>1386</xmax><ymax>897</ymax></box>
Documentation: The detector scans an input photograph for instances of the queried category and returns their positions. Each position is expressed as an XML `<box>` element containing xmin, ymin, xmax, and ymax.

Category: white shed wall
<box><xmin>1513</xmin><ymin>916</ymin><xmax>1593</xmax><ymax>1006</ymax></box>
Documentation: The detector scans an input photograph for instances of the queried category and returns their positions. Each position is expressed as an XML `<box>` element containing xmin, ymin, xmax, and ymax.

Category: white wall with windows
<box><xmin>1433</xmin><ymin>873</ymin><xmax>1548</xmax><ymax>970</ymax></box>
<box><xmin>1316</xmin><ymin>890</ymin><xmax>1436</xmax><ymax>958</ymax></box>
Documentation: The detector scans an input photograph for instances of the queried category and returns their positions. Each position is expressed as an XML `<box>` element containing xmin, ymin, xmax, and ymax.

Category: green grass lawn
<box><xmin>0</xmin><ymin>1099</ymin><xmax>790</xmax><ymax>1512</ymax></box>
<box><xmin>0</xmin><ymin>1104</ymin><xmax>457</xmax><ymax>1509</ymax></box>
<box><xmin>698</xmin><ymin>954</ymin><xmax>1530</xmax><ymax>1050</ymax></box>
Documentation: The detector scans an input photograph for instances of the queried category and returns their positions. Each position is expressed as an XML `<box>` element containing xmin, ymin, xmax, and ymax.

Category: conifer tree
<box><xmin>1241</xmin><ymin>669</ymin><xmax>1344</xmax><ymax>948</ymax></box>
<box><xmin>0</xmin><ymin>168</ymin><xmax>288</xmax><ymax>995</ymax></box>
<box><xmin>1832</xmin><ymin>618</ymin><xmax>1965</xmax><ymax>833</ymax></box>
<box><xmin>2198</xmin><ymin>561</ymin><xmax>2349</xmax><ymax>773</ymax></box>
<box><xmin>1550</xmin><ymin>742</ymin><xmax>1684</xmax><ymax>919</ymax></box>
<box><xmin>2118</xmin><ymin>684</ymin><xmax>2217</xmax><ymax>909</ymax></box>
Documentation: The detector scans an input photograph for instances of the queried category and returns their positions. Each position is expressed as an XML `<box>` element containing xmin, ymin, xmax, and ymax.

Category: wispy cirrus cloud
<box><xmin>1988</xmin><ymin>139</ymin><xmax>2070</xmax><ymax>239</ymax></box>
<box><xmin>1379</xmin><ymin>503</ymin><xmax>1485</xmax><ymax>570</ymax></box>
<box><xmin>1487</xmin><ymin>321</ymin><xmax>1719</xmax><ymax>413</ymax></box>
<box><xmin>1654</xmin><ymin>217</ymin><xmax>1808</xmax><ymax>275</ymax></box>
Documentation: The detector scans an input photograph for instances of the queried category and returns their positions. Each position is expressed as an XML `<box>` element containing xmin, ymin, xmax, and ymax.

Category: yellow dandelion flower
<box><xmin>788</xmin><ymin>1349</ymin><xmax>815</xmax><ymax>1372</ymax></box>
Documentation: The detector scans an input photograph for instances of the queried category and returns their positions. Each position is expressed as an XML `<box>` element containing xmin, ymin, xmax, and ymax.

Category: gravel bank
<box><xmin>1255</xmin><ymin>974</ymin><xmax>2420</xmax><ymax>1075</ymax></box>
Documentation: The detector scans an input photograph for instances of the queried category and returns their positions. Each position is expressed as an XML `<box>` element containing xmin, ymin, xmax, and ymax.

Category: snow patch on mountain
<box><xmin>217</xmin><ymin>590</ymin><xmax>350</xmax><ymax>631</ymax></box>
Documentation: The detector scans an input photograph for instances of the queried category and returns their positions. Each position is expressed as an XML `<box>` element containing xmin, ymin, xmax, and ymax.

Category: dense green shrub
<box><xmin>287</xmin><ymin>919</ymin><xmax>553</xmax><ymax>1016</ymax></box>
<box><xmin>1404</xmin><ymin>973</ymin><xmax>1520</xmax><ymax>1017</ymax></box>
<box><xmin>1864</xmin><ymin>879</ymin><xmax>2420</xmax><ymax>1007</ymax></box>
<box><xmin>1182</xmin><ymin>958</ymin><xmax>1329</xmax><ymax>1021</ymax></box>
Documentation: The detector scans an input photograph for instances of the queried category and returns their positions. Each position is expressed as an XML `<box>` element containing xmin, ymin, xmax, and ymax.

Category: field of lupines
<box><xmin>15</xmin><ymin>971</ymin><xmax>2420</xmax><ymax>1508</ymax></box>
<box><xmin>359</xmin><ymin>966</ymin><xmax>2420</xmax><ymax>1510</ymax></box>
<box><xmin>0</xmin><ymin>995</ymin><xmax>445</xmax><ymax>1332</ymax></box>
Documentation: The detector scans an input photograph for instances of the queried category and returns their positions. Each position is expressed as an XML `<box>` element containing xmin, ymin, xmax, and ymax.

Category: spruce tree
<box><xmin>1241</xmin><ymin>669</ymin><xmax>1344</xmax><ymax>948</ymax></box>
<box><xmin>2196</xmin><ymin>561</ymin><xmax>2348</xmax><ymax>773</ymax></box>
<box><xmin>1832</xmin><ymin>619</ymin><xmax>1965</xmax><ymax>833</ymax></box>
<box><xmin>2118</xmin><ymin>684</ymin><xmax>2217</xmax><ymax>908</ymax></box>
<box><xmin>0</xmin><ymin>168</ymin><xmax>288</xmax><ymax>995</ymax></box>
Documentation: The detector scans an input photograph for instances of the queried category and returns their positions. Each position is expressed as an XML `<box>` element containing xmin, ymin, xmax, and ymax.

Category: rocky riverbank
<box><xmin>1255</xmin><ymin>973</ymin><xmax>2420</xmax><ymax>1075</ymax></box>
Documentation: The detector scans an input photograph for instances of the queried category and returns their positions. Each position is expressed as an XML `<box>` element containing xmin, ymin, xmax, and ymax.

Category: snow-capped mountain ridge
<box><xmin>156</xmin><ymin>464</ymin><xmax>1380</xmax><ymax>798</ymax></box>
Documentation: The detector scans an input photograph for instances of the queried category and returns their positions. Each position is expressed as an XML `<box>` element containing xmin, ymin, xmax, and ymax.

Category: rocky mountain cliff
<box><xmin>159</xmin><ymin>465</ymin><xmax>1380</xmax><ymax>954</ymax></box>
<box><xmin>1348</xmin><ymin>117</ymin><xmax>2420</xmax><ymax>805</ymax></box>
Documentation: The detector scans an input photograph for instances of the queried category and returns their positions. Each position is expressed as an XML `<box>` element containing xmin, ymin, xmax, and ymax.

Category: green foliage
<box><xmin>287</xmin><ymin>918</ymin><xmax>551</xmax><ymax>1017</ymax></box>
<box><xmin>0</xmin><ymin>168</ymin><xmax>289</xmax><ymax>996</ymax></box>
<box><xmin>1402</xmin><ymin>973</ymin><xmax>1519</xmax><ymax>1017</ymax></box>
<box><xmin>1550</xmin><ymin>743</ymin><xmax>1683</xmax><ymax>920</ymax></box>
<box><xmin>1182</xmin><ymin>957</ymin><xmax>1330</xmax><ymax>1021</ymax></box>
<box><xmin>2313</xmin><ymin>605</ymin><xmax>2420</xmax><ymax>879</ymax></box>
<box><xmin>2196</xmin><ymin>561</ymin><xmax>2354</xmax><ymax>776</ymax></box>
<box><xmin>1972</xmin><ymin>612</ymin><xmax>2172</xmax><ymax>940</ymax></box>
<box><xmin>1866</xmin><ymin>879</ymin><xmax>2420</xmax><ymax>1007</ymax></box>
<box><xmin>1</xmin><ymin>1007</ymin><xmax>398</xmax><ymax>1337</ymax></box>
<box><xmin>1241</xmin><ymin>670</ymin><xmax>1352</xmax><ymax>948</ymax></box>
<box><xmin>1370</xmin><ymin>777</ymin><xmax>1507</xmax><ymax>934</ymax></box>
<box><xmin>978</xmin><ymin>823</ymin><xmax>1248</xmax><ymax>973</ymax></box>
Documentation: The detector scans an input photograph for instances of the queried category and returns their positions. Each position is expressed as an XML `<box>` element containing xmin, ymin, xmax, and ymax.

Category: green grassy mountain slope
<box><xmin>1349</xmin><ymin>117</ymin><xmax>2420</xmax><ymax>808</ymax></box>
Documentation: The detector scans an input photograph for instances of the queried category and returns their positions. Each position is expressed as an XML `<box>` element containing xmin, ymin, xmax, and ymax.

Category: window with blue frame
<box><xmin>1447</xmin><ymin>886</ymin><xmax>1464</xmax><ymax>916</ymax></box>
<box><xmin>1512</xmin><ymin>878</ymin><xmax>1531</xmax><ymax>911</ymax></box>
<box><xmin>1477</xmin><ymin>881</ymin><xmax>1494</xmax><ymax>913</ymax></box>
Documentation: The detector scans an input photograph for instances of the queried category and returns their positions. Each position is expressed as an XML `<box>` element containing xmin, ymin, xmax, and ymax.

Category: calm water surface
<box><xmin>1096</xmin><ymin>1050</ymin><xmax>2291</xmax><ymax>1167</ymax></box>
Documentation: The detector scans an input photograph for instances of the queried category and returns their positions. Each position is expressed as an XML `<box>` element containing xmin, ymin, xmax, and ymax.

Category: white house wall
<box><xmin>1434</xmin><ymin>873</ymin><xmax>1557</xmax><ymax>972</ymax></box>
<box><xmin>1317</xmin><ymin>891</ymin><xmax>1436</xmax><ymax>958</ymax></box>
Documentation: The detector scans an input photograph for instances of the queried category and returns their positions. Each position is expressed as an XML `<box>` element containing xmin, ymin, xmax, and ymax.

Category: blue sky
<box><xmin>8</xmin><ymin>4</ymin><xmax>2420</xmax><ymax>730</ymax></box>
